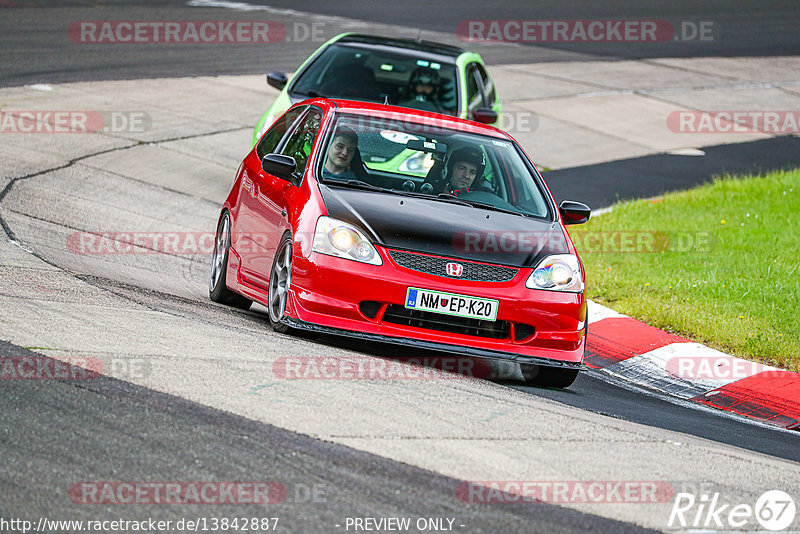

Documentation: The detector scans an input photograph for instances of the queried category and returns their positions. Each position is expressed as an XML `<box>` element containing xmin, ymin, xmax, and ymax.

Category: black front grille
<box><xmin>388</xmin><ymin>250</ymin><xmax>518</xmax><ymax>282</ymax></box>
<box><xmin>382</xmin><ymin>305</ymin><xmax>510</xmax><ymax>339</ymax></box>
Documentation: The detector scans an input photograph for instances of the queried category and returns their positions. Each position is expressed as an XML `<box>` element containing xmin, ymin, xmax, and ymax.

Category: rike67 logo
<box><xmin>668</xmin><ymin>490</ymin><xmax>796</xmax><ymax>531</ymax></box>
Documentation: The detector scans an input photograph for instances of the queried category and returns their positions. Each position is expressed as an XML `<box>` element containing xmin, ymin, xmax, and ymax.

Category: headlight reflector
<box><xmin>313</xmin><ymin>216</ymin><xmax>382</xmax><ymax>265</ymax></box>
<box><xmin>526</xmin><ymin>254</ymin><xmax>583</xmax><ymax>292</ymax></box>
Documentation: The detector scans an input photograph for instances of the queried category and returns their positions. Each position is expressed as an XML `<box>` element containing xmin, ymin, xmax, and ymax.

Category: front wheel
<box><xmin>209</xmin><ymin>211</ymin><xmax>252</xmax><ymax>310</ymax></box>
<box><xmin>520</xmin><ymin>365</ymin><xmax>580</xmax><ymax>388</ymax></box>
<box><xmin>268</xmin><ymin>233</ymin><xmax>293</xmax><ymax>333</ymax></box>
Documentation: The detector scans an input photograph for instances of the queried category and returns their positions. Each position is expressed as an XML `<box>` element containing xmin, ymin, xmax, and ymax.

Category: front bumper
<box><xmin>284</xmin><ymin>247</ymin><xmax>587</xmax><ymax>367</ymax></box>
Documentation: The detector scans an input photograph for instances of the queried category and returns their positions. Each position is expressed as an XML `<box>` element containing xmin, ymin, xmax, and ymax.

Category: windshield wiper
<box><xmin>433</xmin><ymin>192</ymin><xmax>472</xmax><ymax>206</ymax></box>
<box><xmin>434</xmin><ymin>193</ymin><xmax>526</xmax><ymax>216</ymax></box>
<box><xmin>324</xmin><ymin>179</ymin><xmax>385</xmax><ymax>192</ymax></box>
<box><xmin>458</xmin><ymin>199</ymin><xmax>525</xmax><ymax>216</ymax></box>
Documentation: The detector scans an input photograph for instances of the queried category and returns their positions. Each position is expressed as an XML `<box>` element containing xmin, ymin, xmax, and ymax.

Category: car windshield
<box><xmin>291</xmin><ymin>44</ymin><xmax>459</xmax><ymax>116</ymax></box>
<box><xmin>317</xmin><ymin>113</ymin><xmax>552</xmax><ymax>220</ymax></box>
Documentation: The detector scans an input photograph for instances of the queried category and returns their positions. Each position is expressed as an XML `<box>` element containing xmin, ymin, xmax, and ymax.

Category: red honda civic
<box><xmin>210</xmin><ymin>98</ymin><xmax>591</xmax><ymax>387</ymax></box>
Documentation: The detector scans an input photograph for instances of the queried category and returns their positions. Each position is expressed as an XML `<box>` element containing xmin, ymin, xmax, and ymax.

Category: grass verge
<box><xmin>568</xmin><ymin>167</ymin><xmax>799</xmax><ymax>371</ymax></box>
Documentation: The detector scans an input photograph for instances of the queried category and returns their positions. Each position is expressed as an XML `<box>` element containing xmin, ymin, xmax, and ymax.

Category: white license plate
<box><xmin>405</xmin><ymin>287</ymin><xmax>498</xmax><ymax>321</ymax></box>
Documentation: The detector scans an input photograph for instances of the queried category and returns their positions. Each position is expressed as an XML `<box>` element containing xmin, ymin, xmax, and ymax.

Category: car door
<box><xmin>241</xmin><ymin>106</ymin><xmax>323</xmax><ymax>288</ymax></box>
<box><xmin>237</xmin><ymin>106</ymin><xmax>306</xmax><ymax>287</ymax></box>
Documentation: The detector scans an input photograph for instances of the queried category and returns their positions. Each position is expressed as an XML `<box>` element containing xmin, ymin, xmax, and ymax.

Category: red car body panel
<box><xmin>219</xmin><ymin>99</ymin><xmax>587</xmax><ymax>367</ymax></box>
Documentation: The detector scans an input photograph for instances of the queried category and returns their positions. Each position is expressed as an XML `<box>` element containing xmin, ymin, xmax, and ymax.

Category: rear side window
<box><xmin>256</xmin><ymin>107</ymin><xmax>305</xmax><ymax>160</ymax></box>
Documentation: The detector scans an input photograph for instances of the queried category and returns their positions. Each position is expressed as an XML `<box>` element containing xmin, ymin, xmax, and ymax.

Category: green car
<box><xmin>252</xmin><ymin>33</ymin><xmax>502</xmax><ymax>176</ymax></box>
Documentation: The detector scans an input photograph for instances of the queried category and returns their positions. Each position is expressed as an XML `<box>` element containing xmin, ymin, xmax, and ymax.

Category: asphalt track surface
<box><xmin>210</xmin><ymin>0</ymin><xmax>800</xmax><ymax>59</ymax></box>
<box><xmin>1</xmin><ymin>2</ymin><xmax>799</xmax><ymax>533</ymax></box>
<box><xmin>545</xmin><ymin>136</ymin><xmax>800</xmax><ymax>206</ymax></box>
<box><xmin>2</xmin><ymin>0</ymin><xmax>800</xmax><ymax>86</ymax></box>
<box><xmin>0</xmin><ymin>339</ymin><xmax>656</xmax><ymax>533</ymax></box>
<box><xmin>280</xmin><ymin>332</ymin><xmax>800</xmax><ymax>463</ymax></box>
<box><xmin>513</xmin><ymin>372</ymin><xmax>800</xmax><ymax>464</ymax></box>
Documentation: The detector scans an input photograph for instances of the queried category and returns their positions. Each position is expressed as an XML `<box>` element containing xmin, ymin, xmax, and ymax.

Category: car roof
<box><xmin>335</xmin><ymin>33</ymin><xmax>467</xmax><ymax>60</ymax></box>
<box><xmin>317</xmin><ymin>98</ymin><xmax>509</xmax><ymax>139</ymax></box>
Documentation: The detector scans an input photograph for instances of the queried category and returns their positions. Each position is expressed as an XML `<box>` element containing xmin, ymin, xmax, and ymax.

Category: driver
<box><xmin>436</xmin><ymin>146</ymin><xmax>486</xmax><ymax>194</ymax></box>
<box><xmin>398</xmin><ymin>67</ymin><xmax>442</xmax><ymax>112</ymax></box>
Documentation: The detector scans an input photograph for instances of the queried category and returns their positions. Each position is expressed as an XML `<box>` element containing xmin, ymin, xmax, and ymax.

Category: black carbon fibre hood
<box><xmin>319</xmin><ymin>185</ymin><xmax>569</xmax><ymax>267</ymax></box>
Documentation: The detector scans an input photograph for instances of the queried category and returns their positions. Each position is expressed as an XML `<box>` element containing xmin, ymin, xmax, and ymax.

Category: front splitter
<box><xmin>282</xmin><ymin>317</ymin><xmax>588</xmax><ymax>371</ymax></box>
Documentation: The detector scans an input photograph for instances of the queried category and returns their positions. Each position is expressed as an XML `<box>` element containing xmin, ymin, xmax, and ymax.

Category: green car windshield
<box><xmin>291</xmin><ymin>44</ymin><xmax>459</xmax><ymax>116</ymax></box>
<box><xmin>317</xmin><ymin>114</ymin><xmax>552</xmax><ymax>220</ymax></box>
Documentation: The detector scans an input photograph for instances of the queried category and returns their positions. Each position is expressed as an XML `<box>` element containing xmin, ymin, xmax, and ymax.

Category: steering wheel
<box><xmin>452</xmin><ymin>189</ymin><xmax>519</xmax><ymax>212</ymax></box>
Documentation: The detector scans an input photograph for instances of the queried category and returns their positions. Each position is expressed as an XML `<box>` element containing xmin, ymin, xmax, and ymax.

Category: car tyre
<box><xmin>520</xmin><ymin>364</ymin><xmax>579</xmax><ymax>388</ymax></box>
<box><xmin>209</xmin><ymin>211</ymin><xmax>252</xmax><ymax>310</ymax></box>
<box><xmin>268</xmin><ymin>233</ymin><xmax>293</xmax><ymax>333</ymax></box>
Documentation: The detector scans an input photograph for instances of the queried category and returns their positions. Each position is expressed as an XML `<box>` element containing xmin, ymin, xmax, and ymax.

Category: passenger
<box><xmin>322</xmin><ymin>127</ymin><xmax>359</xmax><ymax>180</ymax></box>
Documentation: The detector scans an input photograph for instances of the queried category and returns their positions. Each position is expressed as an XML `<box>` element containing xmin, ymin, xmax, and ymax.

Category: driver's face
<box><xmin>415</xmin><ymin>83</ymin><xmax>435</xmax><ymax>95</ymax></box>
<box><xmin>326</xmin><ymin>135</ymin><xmax>356</xmax><ymax>171</ymax></box>
<box><xmin>450</xmin><ymin>161</ymin><xmax>478</xmax><ymax>189</ymax></box>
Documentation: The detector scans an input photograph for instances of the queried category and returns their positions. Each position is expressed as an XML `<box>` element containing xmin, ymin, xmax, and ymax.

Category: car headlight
<box><xmin>526</xmin><ymin>254</ymin><xmax>583</xmax><ymax>292</ymax></box>
<box><xmin>312</xmin><ymin>216</ymin><xmax>382</xmax><ymax>265</ymax></box>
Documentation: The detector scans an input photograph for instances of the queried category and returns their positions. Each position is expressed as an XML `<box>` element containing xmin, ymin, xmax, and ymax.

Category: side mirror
<box><xmin>262</xmin><ymin>153</ymin><xmax>297</xmax><ymax>182</ymax></box>
<box><xmin>471</xmin><ymin>107</ymin><xmax>498</xmax><ymax>125</ymax></box>
<box><xmin>267</xmin><ymin>72</ymin><xmax>288</xmax><ymax>91</ymax></box>
<box><xmin>559</xmin><ymin>200</ymin><xmax>591</xmax><ymax>225</ymax></box>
